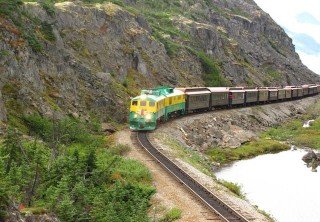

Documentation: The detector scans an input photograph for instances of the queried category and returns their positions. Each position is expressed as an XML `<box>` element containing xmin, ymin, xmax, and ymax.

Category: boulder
<box><xmin>302</xmin><ymin>151</ymin><xmax>317</xmax><ymax>164</ymax></box>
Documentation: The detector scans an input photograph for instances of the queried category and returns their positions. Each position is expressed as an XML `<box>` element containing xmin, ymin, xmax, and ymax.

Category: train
<box><xmin>129</xmin><ymin>84</ymin><xmax>320</xmax><ymax>131</ymax></box>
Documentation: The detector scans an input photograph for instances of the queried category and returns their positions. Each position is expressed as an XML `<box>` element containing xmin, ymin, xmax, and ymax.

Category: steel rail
<box><xmin>136</xmin><ymin>132</ymin><xmax>250</xmax><ymax>222</ymax></box>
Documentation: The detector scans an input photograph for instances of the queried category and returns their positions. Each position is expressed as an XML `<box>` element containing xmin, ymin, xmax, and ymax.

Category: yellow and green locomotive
<box><xmin>129</xmin><ymin>87</ymin><xmax>185</xmax><ymax>130</ymax></box>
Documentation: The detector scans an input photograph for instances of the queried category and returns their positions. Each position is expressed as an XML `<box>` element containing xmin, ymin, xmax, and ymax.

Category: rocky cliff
<box><xmin>0</xmin><ymin>0</ymin><xmax>319</xmax><ymax>124</ymax></box>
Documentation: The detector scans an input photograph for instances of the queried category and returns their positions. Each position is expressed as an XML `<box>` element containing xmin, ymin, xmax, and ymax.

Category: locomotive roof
<box><xmin>132</xmin><ymin>89</ymin><xmax>183</xmax><ymax>102</ymax></box>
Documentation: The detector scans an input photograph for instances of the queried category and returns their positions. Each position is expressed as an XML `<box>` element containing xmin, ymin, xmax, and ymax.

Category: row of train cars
<box><xmin>129</xmin><ymin>84</ymin><xmax>320</xmax><ymax>131</ymax></box>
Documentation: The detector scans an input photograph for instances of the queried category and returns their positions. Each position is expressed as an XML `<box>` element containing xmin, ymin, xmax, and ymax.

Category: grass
<box><xmin>264</xmin><ymin>118</ymin><xmax>320</xmax><ymax>150</ymax></box>
<box><xmin>154</xmin><ymin>133</ymin><xmax>213</xmax><ymax>176</ymax></box>
<box><xmin>218</xmin><ymin>180</ymin><xmax>244</xmax><ymax>198</ymax></box>
<box><xmin>159</xmin><ymin>207</ymin><xmax>182</xmax><ymax>222</ymax></box>
<box><xmin>206</xmin><ymin>138</ymin><xmax>289</xmax><ymax>165</ymax></box>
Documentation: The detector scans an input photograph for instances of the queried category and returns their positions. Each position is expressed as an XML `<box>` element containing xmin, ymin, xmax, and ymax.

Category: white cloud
<box><xmin>254</xmin><ymin>0</ymin><xmax>320</xmax><ymax>74</ymax></box>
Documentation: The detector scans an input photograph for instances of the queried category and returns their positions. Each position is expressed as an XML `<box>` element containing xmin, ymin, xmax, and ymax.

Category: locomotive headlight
<box><xmin>145</xmin><ymin>113</ymin><xmax>152</xmax><ymax>121</ymax></box>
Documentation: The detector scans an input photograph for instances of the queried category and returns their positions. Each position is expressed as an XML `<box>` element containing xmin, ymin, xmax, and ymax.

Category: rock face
<box><xmin>302</xmin><ymin>150</ymin><xmax>320</xmax><ymax>172</ymax></box>
<box><xmin>0</xmin><ymin>0</ymin><xmax>319</xmax><ymax>123</ymax></box>
<box><xmin>156</xmin><ymin>96</ymin><xmax>320</xmax><ymax>150</ymax></box>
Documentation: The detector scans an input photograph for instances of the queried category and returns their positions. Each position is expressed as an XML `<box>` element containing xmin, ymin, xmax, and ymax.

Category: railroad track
<box><xmin>136</xmin><ymin>132</ymin><xmax>250</xmax><ymax>222</ymax></box>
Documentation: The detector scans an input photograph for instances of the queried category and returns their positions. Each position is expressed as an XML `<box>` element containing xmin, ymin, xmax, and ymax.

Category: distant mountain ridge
<box><xmin>0</xmin><ymin>0</ymin><xmax>319</xmax><ymax>124</ymax></box>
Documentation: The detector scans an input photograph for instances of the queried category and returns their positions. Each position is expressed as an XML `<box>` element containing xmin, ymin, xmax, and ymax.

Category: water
<box><xmin>215</xmin><ymin>149</ymin><xmax>320</xmax><ymax>222</ymax></box>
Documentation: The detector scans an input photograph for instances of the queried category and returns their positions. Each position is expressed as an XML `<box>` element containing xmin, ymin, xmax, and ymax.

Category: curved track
<box><xmin>136</xmin><ymin>132</ymin><xmax>250</xmax><ymax>222</ymax></box>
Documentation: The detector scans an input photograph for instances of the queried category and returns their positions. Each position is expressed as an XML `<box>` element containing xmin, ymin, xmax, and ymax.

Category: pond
<box><xmin>215</xmin><ymin>149</ymin><xmax>320</xmax><ymax>222</ymax></box>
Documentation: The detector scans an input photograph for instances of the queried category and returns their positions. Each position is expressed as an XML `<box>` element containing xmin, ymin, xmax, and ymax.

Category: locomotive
<box><xmin>129</xmin><ymin>84</ymin><xmax>320</xmax><ymax>131</ymax></box>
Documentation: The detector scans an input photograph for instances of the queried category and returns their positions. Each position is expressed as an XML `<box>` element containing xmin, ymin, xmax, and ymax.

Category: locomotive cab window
<box><xmin>149</xmin><ymin>102</ymin><xmax>155</xmax><ymax>107</ymax></box>
<box><xmin>132</xmin><ymin>101</ymin><xmax>138</xmax><ymax>106</ymax></box>
<box><xmin>140</xmin><ymin>101</ymin><xmax>146</xmax><ymax>106</ymax></box>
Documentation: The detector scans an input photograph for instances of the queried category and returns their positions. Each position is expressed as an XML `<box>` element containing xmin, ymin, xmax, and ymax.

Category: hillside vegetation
<box><xmin>0</xmin><ymin>115</ymin><xmax>154</xmax><ymax>221</ymax></box>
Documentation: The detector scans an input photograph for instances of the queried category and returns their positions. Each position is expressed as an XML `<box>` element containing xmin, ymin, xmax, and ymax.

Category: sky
<box><xmin>254</xmin><ymin>0</ymin><xmax>320</xmax><ymax>75</ymax></box>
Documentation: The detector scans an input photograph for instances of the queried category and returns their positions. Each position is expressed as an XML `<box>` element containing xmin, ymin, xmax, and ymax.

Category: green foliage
<box><xmin>91</xmin><ymin>183</ymin><xmax>155</xmax><ymax>222</ymax></box>
<box><xmin>109</xmin><ymin>144</ymin><xmax>131</xmax><ymax>156</ymax></box>
<box><xmin>122</xmin><ymin>79</ymin><xmax>128</xmax><ymax>88</ymax></box>
<box><xmin>264</xmin><ymin>118</ymin><xmax>320</xmax><ymax>149</ymax></box>
<box><xmin>0</xmin><ymin>0</ymin><xmax>23</xmax><ymax>16</ymax></box>
<box><xmin>189</xmin><ymin>49</ymin><xmax>229</xmax><ymax>87</ymax></box>
<box><xmin>39</xmin><ymin>0</ymin><xmax>56</xmax><ymax>16</ymax></box>
<box><xmin>2</xmin><ymin>127</ymin><xmax>23</xmax><ymax>174</ymax></box>
<box><xmin>219</xmin><ymin>180</ymin><xmax>244</xmax><ymax>197</ymax></box>
<box><xmin>22</xmin><ymin>114</ymin><xmax>94</xmax><ymax>146</ymax></box>
<box><xmin>159</xmin><ymin>207</ymin><xmax>182</xmax><ymax>222</ymax></box>
<box><xmin>24</xmin><ymin>33</ymin><xmax>43</xmax><ymax>52</ymax></box>
<box><xmin>0</xmin><ymin>115</ymin><xmax>154</xmax><ymax>221</ymax></box>
<box><xmin>206</xmin><ymin>139</ymin><xmax>289</xmax><ymax>164</ymax></box>
<box><xmin>40</xmin><ymin>21</ymin><xmax>56</xmax><ymax>42</ymax></box>
<box><xmin>0</xmin><ymin>50</ymin><xmax>10</xmax><ymax>58</ymax></box>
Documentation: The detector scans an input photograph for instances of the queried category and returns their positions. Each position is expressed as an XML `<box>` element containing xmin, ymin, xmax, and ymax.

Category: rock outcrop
<box><xmin>156</xmin><ymin>96</ymin><xmax>320</xmax><ymax>150</ymax></box>
<box><xmin>302</xmin><ymin>150</ymin><xmax>320</xmax><ymax>172</ymax></box>
<box><xmin>0</xmin><ymin>0</ymin><xmax>319</xmax><ymax>124</ymax></box>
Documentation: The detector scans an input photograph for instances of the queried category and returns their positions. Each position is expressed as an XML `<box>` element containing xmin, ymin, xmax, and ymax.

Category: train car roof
<box><xmin>175</xmin><ymin>87</ymin><xmax>211</xmax><ymax>92</ymax></box>
<box><xmin>185</xmin><ymin>91</ymin><xmax>211</xmax><ymax>95</ymax></box>
<box><xmin>244</xmin><ymin>89</ymin><xmax>258</xmax><ymax>92</ymax></box>
<box><xmin>229</xmin><ymin>89</ymin><xmax>245</xmax><ymax>92</ymax></box>
<box><xmin>207</xmin><ymin>87</ymin><xmax>229</xmax><ymax>92</ymax></box>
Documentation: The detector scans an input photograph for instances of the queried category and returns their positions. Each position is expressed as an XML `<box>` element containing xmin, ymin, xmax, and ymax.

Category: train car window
<box><xmin>132</xmin><ymin>101</ymin><xmax>138</xmax><ymax>106</ymax></box>
<box><xmin>140</xmin><ymin>101</ymin><xmax>146</xmax><ymax>106</ymax></box>
<box><xmin>169</xmin><ymin>98</ymin><xmax>172</xmax><ymax>104</ymax></box>
<box><xmin>149</xmin><ymin>102</ymin><xmax>155</xmax><ymax>107</ymax></box>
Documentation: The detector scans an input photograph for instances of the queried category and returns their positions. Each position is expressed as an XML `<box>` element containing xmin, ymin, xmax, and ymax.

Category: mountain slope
<box><xmin>0</xmin><ymin>0</ymin><xmax>319</xmax><ymax>124</ymax></box>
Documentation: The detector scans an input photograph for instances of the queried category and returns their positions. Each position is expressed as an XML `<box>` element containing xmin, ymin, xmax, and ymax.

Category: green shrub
<box><xmin>219</xmin><ymin>180</ymin><xmax>244</xmax><ymax>197</ymax></box>
<box><xmin>109</xmin><ymin>144</ymin><xmax>131</xmax><ymax>156</ymax></box>
<box><xmin>39</xmin><ymin>0</ymin><xmax>55</xmax><ymax>16</ymax></box>
<box><xmin>186</xmin><ymin>48</ymin><xmax>229</xmax><ymax>87</ymax></box>
<box><xmin>24</xmin><ymin>33</ymin><xmax>43</xmax><ymax>52</ymax></box>
<box><xmin>0</xmin><ymin>0</ymin><xmax>23</xmax><ymax>16</ymax></box>
<box><xmin>159</xmin><ymin>207</ymin><xmax>182</xmax><ymax>222</ymax></box>
<box><xmin>41</xmin><ymin>21</ymin><xmax>56</xmax><ymax>42</ymax></box>
<box><xmin>0</xmin><ymin>114</ymin><xmax>155</xmax><ymax>221</ymax></box>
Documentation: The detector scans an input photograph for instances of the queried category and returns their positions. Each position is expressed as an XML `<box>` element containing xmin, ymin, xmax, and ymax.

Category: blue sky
<box><xmin>254</xmin><ymin>0</ymin><xmax>320</xmax><ymax>75</ymax></box>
